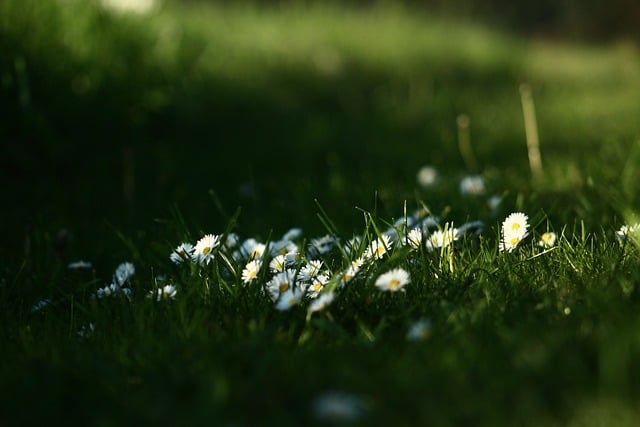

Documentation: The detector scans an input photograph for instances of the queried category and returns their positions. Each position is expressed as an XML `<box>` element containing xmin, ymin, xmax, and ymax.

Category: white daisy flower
<box><xmin>236</xmin><ymin>238</ymin><xmax>265</xmax><ymax>260</ymax></box>
<box><xmin>310</xmin><ymin>235</ymin><xmax>336</xmax><ymax>256</ymax></box>
<box><xmin>192</xmin><ymin>234</ymin><xmax>221</xmax><ymax>265</ymax></box>
<box><xmin>241</xmin><ymin>259</ymin><xmax>262</xmax><ymax>284</ymax></box>
<box><xmin>299</xmin><ymin>260</ymin><xmax>324</xmax><ymax>281</ymax></box>
<box><xmin>308</xmin><ymin>291</ymin><xmax>335</xmax><ymax>313</ymax></box>
<box><xmin>364</xmin><ymin>234</ymin><xmax>392</xmax><ymax>260</ymax></box>
<box><xmin>538</xmin><ymin>232</ymin><xmax>557</xmax><ymax>248</ymax></box>
<box><xmin>170</xmin><ymin>243</ymin><xmax>194</xmax><ymax>264</ymax></box>
<box><xmin>270</xmin><ymin>240</ymin><xmax>298</xmax><ymax>258</ymax></box>
<box><xmin>269</xmin><ymin>254</ymin><xmax>287</xmax><ymax>273</ymax></box>
<box><xmin>460</xmin><ymin>175</ymin><xmax>485</xmax><ymax>195</ymax></box>
<box><xmin>313</xmin><ymin>391</ymin><xmax>367</xmax><ymax>423</ymax></box>
<box><xmin>500</xmin><ymin>212</ymin><xmax>529</xmax><ymax>253</ymax></box>
<box><xmin>420</xmin><ymin>215</ymin><xmax>440</xmax><ymax>231</ymax></box>
<box><xmin>95</xmin><ymin>283</ymin><xmax>120</xmax><ymax>299</ymax></box>
<box><xmin>114</xmin><ymin>262</ymin><xmax>135</xmax><ymax>286</ymax></box>
<box><xmin>275</xmin><ymin>288</ymin><xmax>304</xmax><ymax>311</ymax></box>
<box><xmin>394</xmin><ymin>216</ymin><xmax>417</xmax><ymax>229</ymax></box>
<box><xmin>425</xmin><ymin>226</ymin><xmax>459</xmax><ymax>251</ymax></box>
<box><xmin>487</xmin><ymin>195</ymin><xmax>502</xmax><ymax>211</ymax></box>
<box><xmin>416</xmin><ymin>165</ymin><xmax>438</xmax><ymax>188</ymax></box>
<box><xmin>147</xmin><ymin>284</ymin><xmax>177</xmax><ymax>301</ymax></box>
<box><xmin>337</xmin><ymin>264</ymin><xmax>361</xmax><ymax>288</ymax></box>
<box><xmin>77</xmin><ymin>322</ymin><xmax>96</xmax><ymax>338</ymax></box>
<box><xmin>343</xmin><ymin>236</ymin><xmax>362</xmax><ymax>256</ymax></box>
<box><xmin>406</xmin><ymin>319</ymin><xmax>432</xmax><ymax>342</ymax></box>
<box><xmin>306</xmin><ymin>273</ymin><xmax>330</xmax><ymax>298</ymax></box>
<box><xmin>31</xmin><ymin>298</ymin><xmax>51</xmax><ymax>313</ymax></box>
<box><xmin>616</xmin><ymin>224</ymin><xmax>640</xmax><ymax>242</ymax></box>
<box><xmin>266</xmin><ymin>270</ymin><xmax>296</xmax><ymax>301</ymax></box>
<box><xmin>282</xmin><ymin>227</ymin><xmax>303</xmax><ymax>241</ymax></box>
<box><xmin>67</xmin><ymin>260</ymin><xmax>93</xmax><ymax>270</ymax></box>
<box><xmin>224</xmin><ymin>233</ymin><xmax>239</xmax><ymax>249</ymax></box>
<box><xmin>284</xmin><ymin>250</ymin><xmax>302</xmax><ymax>265</ymax></box>
<box><xmin>374</xmin><ymin>268</ymin><xmax>410</xmax><ymax>292</ymax></box>
<box><xmin>351</xmin><ymin>257</ymin><xmax>365</xmax><ymax>270</ymax></box>
<box><xmin>405</xmin><ymin>228</ymin><xmax>423</xmax><ymax>249</ymax></box>
<box><xmin>502</xmin><ymin>212</ymin><xmax>529</xmax><ymax>238</ymax></box>
<box><xmin>457</xmin><ymin>220</ymin><xmax>484</xmax><ymax>236</ymax></box>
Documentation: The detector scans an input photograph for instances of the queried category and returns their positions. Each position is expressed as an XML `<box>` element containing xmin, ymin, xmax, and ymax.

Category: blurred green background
<box><xmin>2</xmin><ymin>0</ymin><xmax>640</xmax><ymax>265</ymax></box>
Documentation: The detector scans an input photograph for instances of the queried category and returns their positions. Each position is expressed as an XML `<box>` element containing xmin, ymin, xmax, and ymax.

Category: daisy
<box><xmin>270</xmin><ymin>239</ymin><xmax>298</xmax><ymax>257</ymax></box>
<box><xmin>237</xmin><ymin>238</ymin><xmax>266</xmax><ymax>260</ymax></box>
<box><xmin>114</xmin><ymin>262</ymin><xmax>135</xmax><ymax>286</ymax></box>
<box><xmin>343</xmin><ymin>236</ymin><xmax>362</xmax><ymax>256</ymax></box>
<box><xmin>282</xmin><ymin>227</ymin><xmax>303</xmax><ymax>241</ymax></box>
<box><xmin>425</xmin><ymin>226</ymin><xmax>458</xmax><ymax>251</ymax></box>
<box><xmin>337</xmin><ymin>264</ymin><xmax>361</xmax><ymax>288</ymax></box>
<box><xmin>269</xmin><ymin>254</ymin><xmax>287</xmax><ymax>273</ymax></box>
<box><xmin>299</xmin><ymin>260</ymin><xmax>324</xmax><ymax>281</ymax></box>
<box><xmin>538</xmin><ymin>232</ymin><xmax>557</xmax><ymax>248</ymax></box>
<box><xmin>170</xmin><ymin>243</ymin><xmax>194</xmax><ymax>264</ymax></box>
<box><xmin>310</xmin><ymin>235</ymin><xmax>336</xmax><ymax>256</ymax></box>
<box><xmin>420</xmin><ymin>215</ymin><xmax>440</xmax><ymax>231</ymax></box>
<box><xmin>192</xmin><ymin>234</ymin><xmax>221</xmax><ymax>265</ymax></box>
<box><xmin>67</xmin><ymin>260</ymin><xmax>93</xmax><ymax>270</ymax></box>
<box><xmin>502</xmin><ymin>212</ymin><xmax>529</xmax><ymax>238</ymax></box>
<box><xmin>223</xmin><ymin>233</ymin><xmax>239</xmax><ymax>249</ymax></box>
<box><xmin>487</xmin><ymin>195</ymin><xmax>501</xmax><ymax>211</ymax></box>
<box><xmin>284</xmin><ymin>250</ymin><xmax>302</xmax><ymax>265</ymax></box>
<box><xmin>364</xmin><ymin>234</ymin><xmax>392</xmax><ymax>260</ymax></box>
<box><xmin>616</xmin><ymin>224</ymin><xmax>640</xmax><ymax>242</ymax></box>
<box><xmin>406</xmin><ymin>319</ymin><xmax>432</xmax><ymax>342</ymax></box>
<box><xmin>147</xmin><ymin>284</ymin><xmax>177</xmax><ymax>301</ymax></box>
<box><xmin>416</xmin><ymin>165</ymin><xmax>438</xmax><ymax>188</ymax></box>
<box><xmin>313</xmin><ymin>391</ymin><xmax>367</xmax><ymax>423</ymax></box>
<box><xmin>241</xmin><ymin>259</ymin><xmax>262</xmax><ymax>284</ymax></box>
<box><xmin>31</xmin><ymin>298</ymin><xmax>51</xmax><ymax>313</ymax></box>
<box><xmin>500</xmin><ymin>212</ymin><xmax>529</xmax><ymax>252</ymax></box>
<box><xmin>306</xmin><ymin>273</ymin><xmax>330</xmax><ymax>298</ymax></box>
<box><xmin>394</xmin><ymin>216</ymin><xmax>417</xmax><ymax>229</ymax></box>
<box><xmin>351</xmin><ymin>257</ymin><xmax>365</xmax><ymax>270</ymax></box>
<box><xmin>374</xmin><ymin>268</ymin><xmax>410</xmax><ymax>292</ymax></box>
<box><xmin>308</xmin><ymin>291</ymin><xmax>335</xmax><ymax>313</ymax></box>
<box><xmin>460</xmin><ymin>175</ymin><xmax>485</xmax><ymax>196</ymax></box>
<box><xmin>275</xmin><ymin>288</ymin><xmax>304</xmax><ymax>311</ymax></box>
<box><xmin>77</xmin><ymin>322</ymin><xmax>96</xmax><ymax>338</ymax></box>
<box><xmin>405</xmin><ymin>228</ymin><xmax>423</xmax><ymax>249</ymax></box>
<box><xmin>266</xmin><ymin>270</ymin><xmax>295</xmax><ymax>301</ymax></box>
<box><xmin>457</xmin><ymin>220</ymin><xmax>484</xmax><ymax>236</ymax></box>
<box><xmin>95</xmin><ymin>283</ymin><xmax>120</xmax><ymax>298</ymax></box>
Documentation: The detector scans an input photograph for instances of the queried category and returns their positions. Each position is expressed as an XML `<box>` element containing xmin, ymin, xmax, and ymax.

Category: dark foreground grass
<box><xmin>2</xmin><ymin>1</ymin><xmax>640</xmax><ymax>426</ymax></box>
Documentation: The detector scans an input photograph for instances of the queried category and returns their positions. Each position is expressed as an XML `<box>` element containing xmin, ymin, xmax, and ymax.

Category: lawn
<box><xmin>2</xmin><ymin>1</ymin><xmax>640</xmax><ymax>425</ymax></box>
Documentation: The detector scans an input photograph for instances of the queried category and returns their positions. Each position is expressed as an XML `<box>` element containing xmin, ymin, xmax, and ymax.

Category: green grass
<box><xmin>2</xmin><ymin>1</ymin><xmax>640</xmax><ymax>426</ymax></box>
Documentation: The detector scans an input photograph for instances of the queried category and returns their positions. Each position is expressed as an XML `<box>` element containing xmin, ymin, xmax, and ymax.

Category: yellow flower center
<box><xmin>202</xmin><ymin>246</ymin><xmax>211</xmax><ymax>256</ymax></box>
<box><xmin>389</xmin><ymin>279</ymin><xmax>401</xmax><ymax>289</ymax></box>
<box><xmin>510</xmin><ymin>237</ymin><xmax>520</xmax><ymax>246</ymax></box>
<box><xmin>511</xmin><ymin>223</ymin><xmax>521</xmax><ymax>231</ymax></box>
<box><xmin>279</xmin><ymin>282</ymin><xmax>289</xmax><ymax>293</ymax></box>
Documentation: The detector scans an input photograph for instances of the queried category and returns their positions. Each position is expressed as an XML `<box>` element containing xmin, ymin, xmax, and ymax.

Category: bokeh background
<box><xmin>2</xmin><ymin>0</ymin><xmax>640</xmax><ymax>267</ymax></box>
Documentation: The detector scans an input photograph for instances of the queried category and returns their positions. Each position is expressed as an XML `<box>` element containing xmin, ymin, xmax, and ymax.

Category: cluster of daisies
<box><xmin>161</xmin><ymin>208</ymin><xmax>540</xmax><ymax>316</ymax></box>
<box><xmin>62</xmin><ymin>206</ymin><xmax>570</xmax><ymax>323</ymax></box>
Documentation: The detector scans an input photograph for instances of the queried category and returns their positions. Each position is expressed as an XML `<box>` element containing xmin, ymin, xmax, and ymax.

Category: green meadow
<box><xmin>2</xmin><ymin>1</ymin><xmax>640</xmax><ymax>425</ymax></box>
